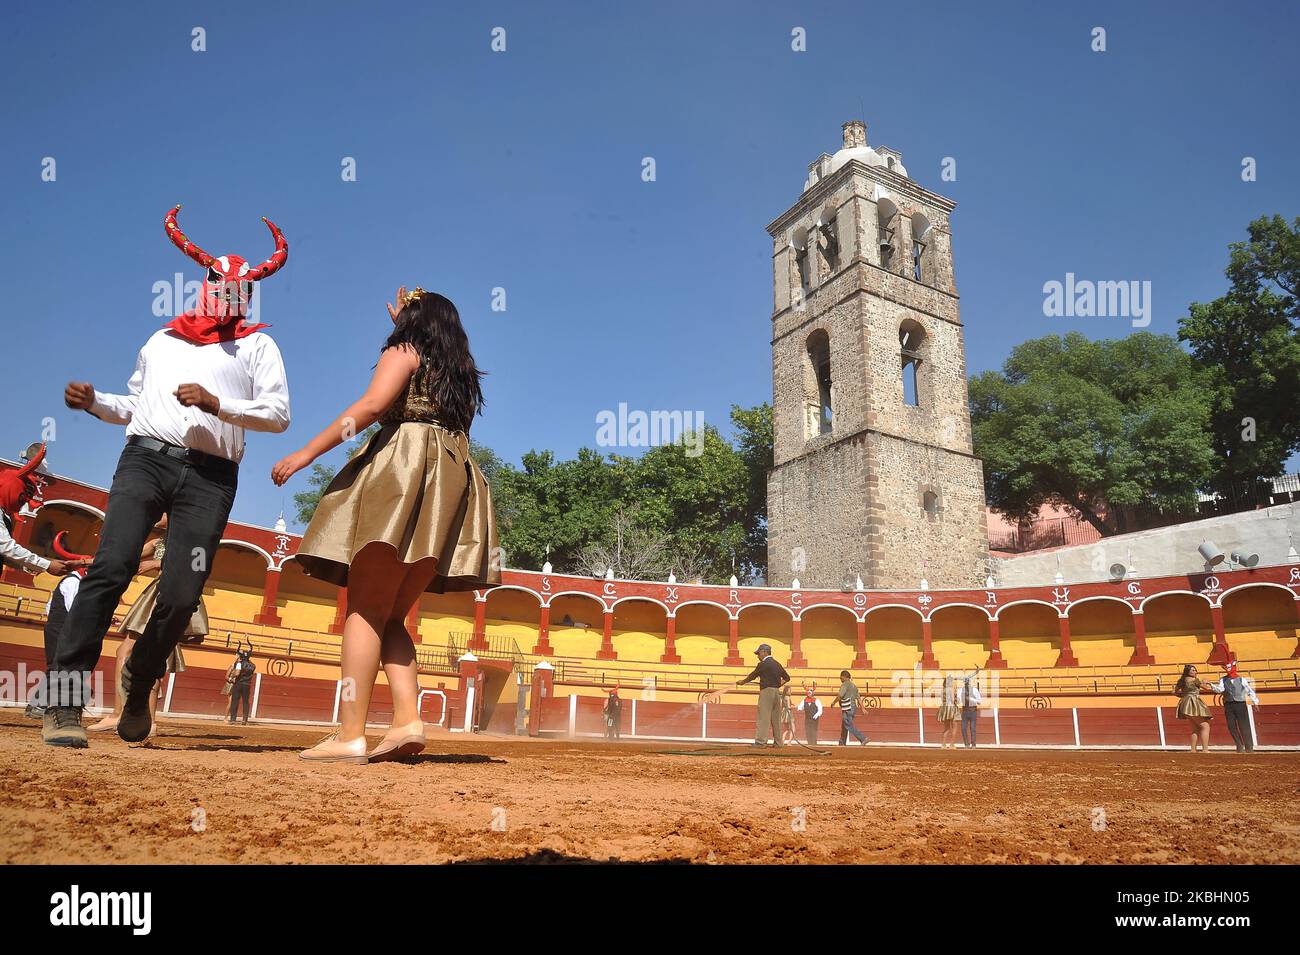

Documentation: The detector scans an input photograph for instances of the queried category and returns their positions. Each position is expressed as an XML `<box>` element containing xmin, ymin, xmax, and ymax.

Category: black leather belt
<box><xmin>127</xmin><ymin>436</ymin><xmax>238</xmax><ymax>475</ymax></box>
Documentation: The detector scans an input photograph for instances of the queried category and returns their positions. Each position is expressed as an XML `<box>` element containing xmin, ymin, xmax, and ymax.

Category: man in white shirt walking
<box><xmin>958</xmin><ymin>673</ymin><xmax>982</xmax><ymax>748</ymax></box>
<box><xmin>45</xmin><ymin>206</ymin><xmax>291</xmax><ymax>748</ymax></box>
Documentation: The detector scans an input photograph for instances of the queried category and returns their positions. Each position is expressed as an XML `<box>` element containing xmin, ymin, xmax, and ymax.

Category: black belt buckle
<box><xmin>128</xmin><ymin>436</ymin><xmax>234</xmax><ymax>474</ymax></box>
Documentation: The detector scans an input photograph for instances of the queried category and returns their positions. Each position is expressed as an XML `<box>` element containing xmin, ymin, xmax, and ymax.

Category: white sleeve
<box><xmin>1206</xmin><ymin>678</ymin><xmax>1225</xmax><ymax>694</ymax></box>
<box><xmin>971</xmin><ymin>685</ymin><xmax>982</xmax><ymax>705</ymax></box>
<box><xmin>90</xmin><ymin>349</ymin><xmax>145</xmax><ymax>425</ymax></box>
<box><xmin>0</xmin><ymin>519</ymin><xmax>50</xmax><ymax>573</ymax></box>
<box><xmin>216</xmin><ymin>335</ymin><xmax>291</xmax><ymax>433</ymax></box>
<box><xmin>1245</xmin><ymin>679</ymin><xmax>1259</xmax><ymax>705</ymax></box>
<box><xmin>61</xmin><ymin>575</ymin><xmax>80</xmax><ymax>611</ymax></box>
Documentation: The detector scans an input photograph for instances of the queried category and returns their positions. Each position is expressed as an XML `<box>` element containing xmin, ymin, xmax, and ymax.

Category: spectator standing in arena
<box><xmin>1206</xmin><ymin>658</ymin><xmax>1259</xmax><ymax>752</ymax></box>
<box><xmin>225</xmin><ymin>646</ymin><xmax>256</xmax><ymax>724</ymax></box>
<box><xmin>937</xmin><ymin>674</ymin><xmax>960</xmax><ymax>748</ymax></box>
<box><xmin>702</xmin><ymin>642</ymin><xmax>791</xmax><ymax>748</ymax></box>
<box><xmin>797</xmin><ymin>685</ymin><xmax>823</xmax><ymax>744</ymax></box>
<box><xmin>958</xmin><ymin>673</ymin><xmax>982</xmax><ymax>748</ymax></box>
<box><xmin>832</xmin><ymin>670</ymin><xmax>870</xmax><ymax>746</ymax></box>
<box><xmin>602</xmin><ymin>687</ymin><xmax>623</xmax><ymax>740</ymax></box>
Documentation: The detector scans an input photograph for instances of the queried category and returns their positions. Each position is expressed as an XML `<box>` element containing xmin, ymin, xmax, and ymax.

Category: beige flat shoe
<box><xmin>368</xmin><ymin>721</ymin><xmax>426</xmax><ymax>763</ymax></box>
<box><xmin>86</xmin><ymin>716</ymin><xmax>120</xmax><ymax>733</ymax></box>
<box><xmin>299</xmin><ymin>731</ymin><xmax>368</xmax><ymax>764</ymax></box>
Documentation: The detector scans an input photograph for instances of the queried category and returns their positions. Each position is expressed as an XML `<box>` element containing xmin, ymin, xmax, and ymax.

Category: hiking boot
<box><xmin>42</xmin><ymin>707</ymin><xmax>87</xmax><ymax>748</ymax></box>
<box><xmin>117</xmin><ymin>659</ymin><xmax>154</xmax><ymax>743</ymax></box>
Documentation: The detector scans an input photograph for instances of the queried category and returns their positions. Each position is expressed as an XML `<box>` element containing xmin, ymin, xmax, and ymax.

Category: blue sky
<box><xmin>2</xmin><ymin>0</ymin><xmax>1297</xmax><ymax>530</ymax></box>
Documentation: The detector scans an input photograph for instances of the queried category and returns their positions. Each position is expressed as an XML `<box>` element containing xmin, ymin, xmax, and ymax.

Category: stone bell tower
<box><xmin>765</xmin><ymin>120</ymin><xmax>988</xmax><ymax>590</ymax></box>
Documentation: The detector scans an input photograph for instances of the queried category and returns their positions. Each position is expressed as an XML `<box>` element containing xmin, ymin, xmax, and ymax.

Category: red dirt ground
<box><xmin>0</xmin><ymin>710</ymin><xmax>1296</xmax><ymax>864</ymax></box>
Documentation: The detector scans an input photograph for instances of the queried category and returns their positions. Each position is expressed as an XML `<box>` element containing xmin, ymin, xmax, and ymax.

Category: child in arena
<box><xmin>274</xmin><ymin>287</ymin><xmax>499</xmax><ymax>764</ymax></box>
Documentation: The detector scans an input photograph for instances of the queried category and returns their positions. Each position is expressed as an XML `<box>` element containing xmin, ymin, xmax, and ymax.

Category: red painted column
<box><xmin>920</xmin><ymin>617</ymin><xmax>938</xmax><ymax>669</ymax></box>
<box><xmin>1055</xmin><ymin>615</ymin><xmax>1079</xmax><ymax>667</ymax></box>
<box><xmin>1207</xmin><ymin>604</ymin><xmax>1232</xmax><ymax>665</ymax></box>
<box><xmin>329</xmin><ymin>587</ymin><xmax>346</xmax><ymax>634</ymax></box>
<box><xmin>724</xmin><ymin>617</ymin><xmax>742</xmax><ymax>666</ymax></box>
<box><xmin>789</xmin><ymin>617</ymin><xmax>807</xmax><ymax>667</ymax></box>
<box><xmin>2</xmin><ymin>512</ymin><xmax>37</xmax><ymax>585</ymax></box>
<box><xmin>527</xmin><ymin>661</ymin><xmax>555</xmax><ymax>736</ymax></box>
<box><xmin>253</xmin><ymin>569</ymin><xmax>282</xmax><ymax>626</ymax></box>
<box><xmin>1292</xmin><ymin>600</ymin><xmax>1300</xmax><ymax>659</ymax></box>
<box><xmin>470</xmin><ymin>596</ymin><xmax>488</xmax><ymax>651</ymax></box>
<box><xmin>1128</xmin><ymin>611</ymin><xmax>1155</xmax><ymax>665</ymax></box>
<box><xmin>596</xmin><ymin>609</ymin><xmax>617</xmax><ymax>660</ymax></box>
<box><xmin>985</xmin><ymin>617</ymin><xmax>1007</xmax><ymax>669</ymax></box>
<box><xmin>661</xmin><ymin>614</ymin><xmax>681</xmax><ymax>664</ymax></box>
<box><xmin>853</xmin><ymin>616</ymin><xmax>871</xmax><ymax>668</ymax></box>
<box><xmin>406</xmin><ymin>597</ymin><xmax>422</xmax><ymax>644</ymax></box>
<box><xmin>457</xmin><ymin>654</ymin><xmax>482</xmax><ymax>733</ymax></box>
<box><xmin>532</xmin><ymin>603</ymin><xmax>553</xmax><ymax>656</ymax></box>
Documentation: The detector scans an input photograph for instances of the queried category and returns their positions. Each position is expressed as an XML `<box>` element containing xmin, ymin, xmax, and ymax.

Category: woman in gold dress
<box><xmin>87</xmin><ymin>515</ymin><xmax>205</xmax><ymax>735</ymax></box>
<box><xmin>272</xmin><ymin>288</ymin><xmax>499</xmax><ymax>764</ymax></box>
<box><xmin>1173</xmin><ymin>663</ymin><xmax>1213</xmax><ymax>752</ymax></box>
<box><xmin>936</xmin><ymin>674</ymin><xmax>960</xmax><ymax>748</ymax></box>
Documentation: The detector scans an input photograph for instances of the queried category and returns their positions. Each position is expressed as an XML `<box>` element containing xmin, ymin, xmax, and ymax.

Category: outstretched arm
<box><xmin>65</xmin><ymin>350</ymin><xmax>144</xmax><ymax>425</ymax></box>
<box><xmin>271</xmin><ymin>345</ymin><xmax>417</xmax><ymax>486</ymax></box>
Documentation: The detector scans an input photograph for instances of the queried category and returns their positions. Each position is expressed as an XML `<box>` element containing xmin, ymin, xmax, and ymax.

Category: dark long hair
<box><xmin>1174</xmin><ymin>664</ymin><xmax>1197</xmax><ymax>695</ymax></box>
<box><xmin>382</xmin><ymin>291</ymin><xmax>485</xmax><ymax>433</ymax></box>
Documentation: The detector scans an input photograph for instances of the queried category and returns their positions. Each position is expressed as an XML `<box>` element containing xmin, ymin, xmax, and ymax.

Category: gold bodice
<box><xmin>379</xmin><ymin>372</ymin><xmax>443</xmax><ymax>427</ymax></box>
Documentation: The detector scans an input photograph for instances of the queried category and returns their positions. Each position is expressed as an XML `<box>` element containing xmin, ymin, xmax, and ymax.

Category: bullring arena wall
<box><xmin>3</xmin><ymin>463</ymin><xmax>1300</xmax><ymax>748</ymax></box>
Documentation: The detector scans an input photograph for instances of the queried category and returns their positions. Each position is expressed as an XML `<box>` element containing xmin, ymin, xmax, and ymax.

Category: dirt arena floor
<box><xmin>1</xmin><ymin>709</ymin><xmax>1297</xmax><ymax>864</ymax></box>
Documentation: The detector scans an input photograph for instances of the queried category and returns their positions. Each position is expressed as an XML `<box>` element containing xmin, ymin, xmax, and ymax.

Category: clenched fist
<box><xmin>64</xmin><ymin>381</ymin><xmax>95</xmax><ymax>410</ymax></box>
<box><xmin>174</xmin><ymin>383</ymin><xmax>220</xmax><ymax>415</ymax></box>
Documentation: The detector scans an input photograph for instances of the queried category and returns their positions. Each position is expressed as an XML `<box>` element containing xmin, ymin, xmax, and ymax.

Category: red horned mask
<box><xmin>0</xmin><ymin>444</ymin><xmax>46</xmax><ymax>514</ymax></box>
<box><xmin>163</xmin><ymin>205</ymin><xmax>288</xmax><ymax>344</ymax></box>
<box><xmin>52</xmin><ymin>531</ymin><xmax>94</xmax><ymax>577</ymax></box>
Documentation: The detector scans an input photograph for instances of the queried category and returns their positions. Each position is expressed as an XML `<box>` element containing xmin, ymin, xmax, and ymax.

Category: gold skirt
<box><xmin>937</xmin><ymin>703</ymin><xmax>960</xmax><ymax>722</ymax></box>
<box><xmin>1176</xmin><ymin>693</ymin><xmax>1212</xmax><ymax>720</ymax></box>
<box><xmin>295</xmin><ymin>422</ymin><xmax>500</xmax><ymax>594</ymax></box>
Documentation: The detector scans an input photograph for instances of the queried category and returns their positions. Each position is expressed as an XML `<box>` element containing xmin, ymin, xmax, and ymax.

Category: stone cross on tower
<box><xmin>765</xmin><ymin>121</ymin><xmax>989</xmax><ymax>589</ymax></box>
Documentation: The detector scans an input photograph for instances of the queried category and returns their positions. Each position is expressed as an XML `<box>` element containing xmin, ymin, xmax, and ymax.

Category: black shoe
<box><xmin>116</xmin><ymin>659</ymin><xmax>154</xmax><ymax>743</ymax></box>
<box><xmin>42</xmin><ymin>707</ymin><xmax>87</xmax><ymax>748</ymax></box>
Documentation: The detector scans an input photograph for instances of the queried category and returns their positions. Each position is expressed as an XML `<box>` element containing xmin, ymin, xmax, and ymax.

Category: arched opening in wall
<box><xmin>1066</xmin><ymin>598</ymin><xmax>1137</xmax><ymax>667</ymax></box>
<box><xmin>737</xmin><ymin>604</ymin><xmax>794</xmax><ymax>662</ymax></box>
<box><xmin>611</xmin><ymin>598</ymin><xmax>669</xmax><ymax>662</ymax></box>
<box><xmin>800</xmin><ymin>605</ymin><xmax>857</xmax><ymax>672</ymax></box>
<box><xmin>675</xmin><ymin>603</ymin><xmax>730</xmax><ymax>665</ymax></box>
<box><xmin>877</xmin><ymin>198</ymin><xmax>899</xmax><ymax>271</ymax></box>
<box><xmin>996</xmin><ymin>602</ymin><xmax>1060</xmax><ymax>669</ymax></box>
<box><xmin>1221</xmin><ymin>586</ymin><xmax>1298</xmax><ymax>660</ymax></box>
<box><xmin>276</xmin><ymin>557</ymin><xmax>339</xmax><ymax>634</ymax></box>
<box><xmin>207</xmin><ymin>543</ymin><xmax>271</xmax><ymax>628</ymax></box>
<box><xmin>921</xmin><ymin>488</ymin><xmax>940</xmax><ymax>520</ymax></box>
<box><xmin>815</xmin><ymin>203</ymin><xmax>841</xmax><ymax>278</ymax></box>
<box><xmin>547</xmin><ymin>593</ymin><xmax>607</xmax><ymax>660</ymax></box>
<box><xmin>791</xmin><ymin>226</ymin><xmax>811</xmax><ymax>293</ymax></box>
<box><xmin>1143</xmin><ymin>593</ymin><xmax>1214</xmax><ymax>665</ymax></box>
<box><xmin>863</xmin><ymin>606</ymin><xmax>923</xmax><ymax>669</ymax></box>
<box><xmin>930</xmin><ymin>605</ymin><xmax>991</xmax><ymax>670</ymax></box>
<box><xmin>804</xmin><ymin>329</ymin><xmax>833</xmax><ymax>438</ymax></box>
<box><xmin>483</xmin><ymin>587</ymin><xmax>543</xmax><ymax>652</ymax></box>
<box><xmin>899</xmin><ymin>318</ymin><xmax>926</xmax><ymax>407</ymax></box>
<box><xmin>911</xmin><ymin>212</ymin><xmax>931</xmax><ymax>283</ymax></box>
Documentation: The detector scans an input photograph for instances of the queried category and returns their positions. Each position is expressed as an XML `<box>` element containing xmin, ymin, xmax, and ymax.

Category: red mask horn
<box><xmin>52</xmin><ymin>531</ymin><xmax>94</xmax><ymax>563</ymax></box>
<box><xmin>244</xmin><ymin>217</ymin><xmax>289</xmax><ymax>280</ymax></box>
<box><xmin>164</xmin><ymin>205</ymin><xmax>215</xmax><ymax>269</ymax></box>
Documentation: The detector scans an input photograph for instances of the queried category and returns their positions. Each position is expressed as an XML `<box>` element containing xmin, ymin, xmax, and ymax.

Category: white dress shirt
<box><xmin>90</xmin><ymin>329</ymin><xmax>290</xmax><ymax>463</ymax></box>
<box><xmin>0</xmin><ymin>514</ymin><xmax>50</xmax><ymax>573</ymax></box>
<box><xmin>46</xmin><ymin>575</ymin><xmax>80</xmax><ymax>613</ymax></box>
<box><xmin>1208</xmin><ymin>676</ymin><xmax>1260</xmax><ymax>706</ymax></box>
<box><xmin>958</xmin><ymin>681</ymin><xmax>982</xmax><ymax>708</ymax></box>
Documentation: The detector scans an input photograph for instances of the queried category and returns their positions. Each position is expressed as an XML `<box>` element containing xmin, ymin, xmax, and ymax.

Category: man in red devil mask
<box><xmin>48</xmin><ymin>206</ymin><xmax>291</xmax><ymax>748</ymax></box>
<box><xmin>0</xmin><ymin>444</ymin><xmax>84</xmax><ymax>581</ymax></box>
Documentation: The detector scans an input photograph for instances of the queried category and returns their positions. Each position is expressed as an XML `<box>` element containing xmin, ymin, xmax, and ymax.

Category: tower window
<box><xmin>922</xmin><ymin>489</ymin><xmax>940</xmax><ymax>517</ymax></box>
<box><xmin>817</xmin><ymin>217</ymin><xmax>840</xmax><ymax>277</ymax></box>
<box><xmin>911</xmin><ymin>212</ymin><xmax>932</xmax><ymax>285</ymax></box>
<box><xmin>877</xmin><ymin>198</ymin><xmax>899</xmax><ymax>272</ymax></box>
<box><xmin>804</xmin><ymin>330</ymin><xmax>833</xmax><ymax>438</ymax></box>
<box><xmin>912</xmin><ymin>239</ymin><xmax>926</xmax><ymax>281</ymax></box>
<box><xmin>899</xmin><ymin>320</ymin><xmax>926</xmax><ymax>407</ymax></box>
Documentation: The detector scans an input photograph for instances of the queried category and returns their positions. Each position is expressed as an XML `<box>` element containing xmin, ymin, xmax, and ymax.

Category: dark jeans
<box><xmin>804</xmin><ymin>716</ymin><xmax>819</xmax><ymax>745</ymax></box>
<box><xmin>51</xmin><ymin>443</ymin><xmax>237</xmax><ymax>707</ymax></box>
<box><xmin>1223</xmin><ymin>700</ymin><xmax>1254</xmax><ymax>750</ymax></box>
<box><xmin>839</xmin><ymin>706</ymin><xmax>868</xmax><ymax>744</ymax></box>
<box><xmin>229</xmin><ymin>682</ymin><xmax>252</xmax><ymax>722</ymax></box>
<box><xmin>961</xmin><ymin>707</ymin><xmax>978</xmax><ymax>746</ymax></box>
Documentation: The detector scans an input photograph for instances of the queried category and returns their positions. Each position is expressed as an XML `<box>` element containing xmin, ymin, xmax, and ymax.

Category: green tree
<box><xmin>970</xmin><ymin>332</ymin><xmax>1215</xmax><ymax>534</ymax></box>
<box><xmin>1179</xmin><ymin>215</ymin><xmax>1300</xmax><ymax>489</ymax></box>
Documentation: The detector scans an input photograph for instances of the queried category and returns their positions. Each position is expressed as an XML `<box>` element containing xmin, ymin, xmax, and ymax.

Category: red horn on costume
<box><xmin>52</xmin><ymin>531</ymin><xmax>93</xmax><ymax>563</ymax></box>
<box><xmin>244</xmin><ymin>216</ymin><xmax>289</xmax><ymax>280</ymax></box>
<box><xmin>164</xmin><ymin>204</ymin><xmax>215</xmax><ymax>269</ymax></box>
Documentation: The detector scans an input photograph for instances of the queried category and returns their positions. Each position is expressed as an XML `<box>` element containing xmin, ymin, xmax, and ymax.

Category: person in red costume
<box><xmin>46</xmin><ymin>206</ymin><xmax>291</xmax><ymax>749</ymax></box>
